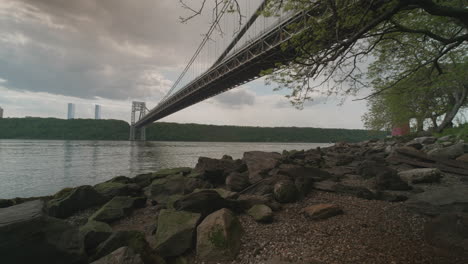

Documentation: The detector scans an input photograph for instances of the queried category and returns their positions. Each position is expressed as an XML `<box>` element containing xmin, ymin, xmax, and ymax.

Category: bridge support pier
<box><xmin>129</xmin><ymin>125</ymin><xmax>146</xmax><ymax>141</ymax></box>
<box><xmin>130</xmin><ymin>101</ymin><xmax>148</xmax><ymax>141</ymax></box>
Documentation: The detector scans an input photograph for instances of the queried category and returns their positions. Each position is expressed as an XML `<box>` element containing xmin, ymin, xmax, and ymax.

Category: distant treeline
<box><xmin>0</xmin><ymin>118</ymin><xmax>388</xmax><ymax>142</ymax></box>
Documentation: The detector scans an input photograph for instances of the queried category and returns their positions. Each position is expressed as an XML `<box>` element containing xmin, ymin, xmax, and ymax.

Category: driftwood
<box><xmin>388</xmin><ymin>147</ymin><xmax>468</xmax><ymax>176</ymax></box>
<box><xmin>387</xmin><ymin>156</ymin><xmax>468</xmax><ymax>176</ymax></box>
<box><xmin>395</xmin><ymin>147</ymin><xmax>468</xmax><ymax>170</ymax></box>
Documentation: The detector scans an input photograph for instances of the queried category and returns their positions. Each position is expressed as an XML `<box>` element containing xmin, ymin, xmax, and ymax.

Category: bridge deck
<box><xmin>135</xmin><ymin>11</ymin><xmax>309</xmax><ymax>128</ymax></box>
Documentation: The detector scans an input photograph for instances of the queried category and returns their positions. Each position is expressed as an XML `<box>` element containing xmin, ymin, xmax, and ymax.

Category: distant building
<box><xmin>0</xmin><ymin>106</ymin><xmax>3</xmax><ymax>118</ymax></box>
<box><xmin>67</xmin><ymin>103</ymin><xmax>75</xmax><ymax>120</ymax></box>
<box><xmin>95</xmin><ymin>105</ymin><xmax>101</xmax><ymax>120</ymax></box>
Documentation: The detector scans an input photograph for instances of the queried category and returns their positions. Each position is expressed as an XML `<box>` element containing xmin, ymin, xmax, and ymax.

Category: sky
<box><xmin>0</xmin><ymin>0</ymin><xmax>370</xmax><ymax>129</ymax></box>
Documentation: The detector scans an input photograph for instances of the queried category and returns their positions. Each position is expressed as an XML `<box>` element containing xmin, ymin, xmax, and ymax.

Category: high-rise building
<box><xmin>0</xmin><ymin>106</ymin><xmax>3</xmax><ymax>118</ymax></box>
<box><xmin>67</xmin><ymin>103</ymin><xmax>75</xmax><ymax>120</ymax></box>
<box><xmin>95</xmin><ymin>105</ymin><xmax>101</xmax><ymax>120</ymax></box>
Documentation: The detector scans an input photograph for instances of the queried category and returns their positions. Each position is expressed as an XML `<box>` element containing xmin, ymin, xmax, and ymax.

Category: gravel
<box><xmin>104</xmin><ymin>191</ymin><xmax>466</xmax><ymax>264</ymax></box>
<box><xmin>191</xmin><ymin>191</ymin><xmax>466</xmax><ymax>264</ymax></box>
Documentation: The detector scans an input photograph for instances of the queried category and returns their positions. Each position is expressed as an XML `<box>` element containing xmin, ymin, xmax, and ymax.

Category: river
<box><xmin>0</xmin><ymin>140</ymin><xmax>330</xmax><ymax>199</ymax></box>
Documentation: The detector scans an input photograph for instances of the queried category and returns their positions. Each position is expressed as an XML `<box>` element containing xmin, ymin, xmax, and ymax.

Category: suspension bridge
<box><xmin>130</xmin><ymin>0</ymin><xmax>310</xmax><ymax>140</ymax></box>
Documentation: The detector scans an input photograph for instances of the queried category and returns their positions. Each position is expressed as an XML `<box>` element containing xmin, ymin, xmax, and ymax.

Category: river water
<box><xmin>0</xmin><ymin>140</ymin><xmax>329</xmax><ymax>199</ymax></box>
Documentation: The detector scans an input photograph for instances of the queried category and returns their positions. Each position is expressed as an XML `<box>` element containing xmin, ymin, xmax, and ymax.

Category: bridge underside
<box><xmin>134</xmin><ymin>11</ymin><xmax>308</xmax><ymax>129</ymax></box>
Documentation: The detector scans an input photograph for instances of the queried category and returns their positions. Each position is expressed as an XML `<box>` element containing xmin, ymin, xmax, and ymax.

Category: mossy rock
<box><xmin>94</xmin><ymin>182</ymin><xmax>129</xmax><ymax>200</ymax></box>
<box><xmin>92</xmin><ymin>230</ymin><xmax>164</xmax><ymax>263</ymax></box>
<box><xmin>152</xmin><ymin>168</ymin><xmax>192</xmax><ymax>179</ymax></box>
<box><xmin>273</xmin><ymin>180</ymin><xmax>298</xmax><ymax>203</ymax></box>
<box><xmin>79</xmin><ymin>220</ymin><xmax>112</xmax><ymax>253</ymax></box>
<box><xmin>133</xmin><ymin>173</ymin><xmax>154</xmax><ymax>188</ymax></box>
<box><xmin>53</xmin><ymin>187</ymin><xmax>74</xmax><ymax>200</ymax></box>
<box><xmin>149</xmin><ymin>175</ymin><xmax>186</xmax><ymax>203</ymax></box>
<box><xmin>106</xmin><ymin>176</ymin><xmax>133</xmax><ymax>184</ymax></box>
<box><xmin>0</xmin><ymin>199</ymin><xmax>14</xmax><ymax>208</ymax></box>
<box><xmin>47</xmin><ymin>185</ymin><xmax>106</xmax><ymax>218</ymax></box>
<box><xmin>196</xmin><ymin>208</ymin><xmax>243</xmax><ymax>261</ymax></box>
<box><xmin>193</xmin><ymin>188</ymin><xmax>238</xmax><ymax>199</ymax></box>
<box><xmin>186</xmin><ymin>172</ymin><xmax>203</xmax><ymax>179</ymax></box>
<box><xmin>165</xmin><ymin>194</ymin><xmax>184</xmax><ymax>209</ymax></box>
<box><xmin>0</xmin><ymin>200</ymin><xmax>87</xmax><ymax>264</ymax></box>
<box><xmin>155</xmin><ymin>209</ymin><xmax>201</xmax><ymax>257</ymax></box>
<box><xmin>90</xmin><ymin>196</ymin><xmax>146</xmax><ymax>223</ymax></box>
<box><xmin>247</xmin><ymin>204</ymin><xmax>273</xmax><ymax>223</ymax></box>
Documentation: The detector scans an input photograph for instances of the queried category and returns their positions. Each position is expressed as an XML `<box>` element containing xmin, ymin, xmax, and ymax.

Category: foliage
<box><xmin>433</xmin><ymin>123</ymin><xmax>468</xmax><ymax>141</ymax></box>
<box><xmin>146</xmin><ymin>122</ymin><xmax>387</xmax><ymax>142</ymax></box>
<box><xmin>0</xmin><ymin>118</ymin><xmax>129</xmax><ymax>140</ymax></box>
<box><xmin>362</xmin><ymin>6</ymin><xmax>468</xmax><ymax>132</ymax></box>
<box><xmin>262</xmin><ymin>0</ymin><xmax>468</xmax><ymax>106</ymax></box>
<box><xmin>363</xmin><ymin>61</ymin><xmax>468</xmax><ymax>132</ymax></box>
<box><xmin>0</xmin><ymin>118</ymin><xmax>387</xmax><ymax>142</ymax></box>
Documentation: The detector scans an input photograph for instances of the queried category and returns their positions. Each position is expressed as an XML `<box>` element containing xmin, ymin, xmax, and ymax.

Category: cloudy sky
<box><xmin>0</xmin><ymin>0</ymin><xmax>369</xmax><ymax>129</ymax></box>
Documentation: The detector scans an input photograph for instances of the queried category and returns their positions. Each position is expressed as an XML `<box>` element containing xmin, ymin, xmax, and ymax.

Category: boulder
<box><xmin>273</xmin><ymin>180</ymin><xmax>298</xmax><ymax>203</ymax></box>
<box><xmin>337</xmin><ymin>154</ymin><xmax>355</xmax><ymax>165</ymax></box>
<box><xmin>193</xmin><ymin>188</ymin><xmax>238</xmax><ymax>199</ymax></box>
<box><xmin>0</xmin><ymin>200</ymin><xmax>86</xmax><ymax>264</ymax></box>
<box><xmin>277</xmin><ymin>166</ymin><xmax>331</xmax><ymax>182</ymax></box>
<box><xmin>107</xmin><ymin>176</ymin><xmax>133</xmax><ymax>184</ymax></box>
<box><xmin>91</xmin><ymin>247</ymin><xmax>144</xmax><ymax>264</ymax></box>
<box><xmin>424</xmin><ymin>213</ymin><xmax>468</xmax><ymax>256</ymax></box>
<box><xmin>132</xmin><ymin>173</ymin><xmax>154</xmax><ymax>188</ymax></box>
<box><xmin>80</xmin><ymin>220</ymin><xmax>113</xmax><ymax>254</ymax></box>
<box><xmin>226</xmin><ymin>172</ymin><xmax>250</xmax><ymax>192</ymax></box>
<box><xmin>196</xmin><ymin>209</ymin><xmax>243</xmax><ymax>261</ymax></box>
<box><xmin>0</xmin><ymin>199</ymin><xmax>14</xmax><ymax>208</ymax></box>
<box><xmin>47</xmin><ymin>185</ymin><xmax>106</xmax><ymax>218</ymax></box>
<box><xmin>243</xmin><ymin>151</ymin><xmax>281</xmax><ymax>180</ymax></box>
<box><xmin>413</xmin><ymin>136</ymin><xmax>437</xmax><ymax>145</ymax></box>
<box><xmin>152</xmin><ymin>167</ymin><xmax>192</xmax><ymax>179</ymax></box>
<box><xmin>90</xmin><ymin>196</ymin><xmax>147</xmax><ymax>223</ymax></box>
<box><xmin>374</xmin><ymin>169</ymin><xmax>412</xmax><ymax>191</ymax></box>
<box><xmin>398</xmin><ymin>168</ymin><xmax>442</xmax><ymax>184</ymax></box>
<box><xmin>312</xmin><ymin>180</ymin><xmax>338</xmax><ymax>192</ymax></box>
<box><xmin>405</xmin><ymin>141</ymin><xmax>423</xmax><ymax>150</ymax></box>
<box><xmin>356</xmin><ymin>160</ymin><xmax>390</xmax><ymax>179</ymax></box>
<box><xmin>302</xmin><ymin>204</ymin><xmax>343</xmax><ymax>220</ymax></box>
<box><xmin>155</xmin><ymin>209</ymin><xmax>201</xmax><ymax>257</ymax></box>
<box><xmin>148</xmin><ymin>174</ymin><xmax>186</xmax><ymax>204</ymax></box>
<box><xmin>94</xmin><ymin>182</ymin><xmax>141</xmax><ymax>201</ymax></box>
<box><xmin>173</xmin><ymin>190</ymin><xmax>243</xmax><ymax>216</ymax></box>
<box><xmin>247</xmin><ymin>204</ymin><xmax>273</xmax><ymax>223</ymax></box>
<box><xmin>184</xmin><ymin>178</ymin><xmax>212</xmax><ymax>194</ymax></box>
<box><xmin>237</xmin><ymin>194</ymin><xmax>281</xmax><ymax>212</ymax></box>
<box><xmin>222</xmin><ymin>155</ymin><xmax>233</xmax><ymax>160</ymax></box>
<box><xmin>194</xmin><ymin>157</ymin><xmax>245</xmax><ymax>185</ymax></box>
<box><xmin>93</xmin><ymin>231</ymin><xmax>164</xmax><ymax>263</ymax></box>
<box><xmin>428</xmin><ymin>142</ymin><xmax>465</xmax><ymax>159</ymax></box>
<box><xmin>438</xmin><ymin>135</ymin><xmax>454</xmax><ymax>142</ymax></box>
<box><xmin>406</xmin><ymin>186</ymin><xmax>468</xmax><ymax>216</ymax></box>
<box><xmin>456</xmin><ymin>153</ymin><xmax>468</xmax><ymax>162</ymax></box>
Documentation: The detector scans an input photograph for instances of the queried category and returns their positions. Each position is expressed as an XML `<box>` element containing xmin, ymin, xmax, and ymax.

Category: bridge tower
<box><xmin>130</xmin><ymin>101</ymin><xmax>147</xmax><ymax>141</ymax></box>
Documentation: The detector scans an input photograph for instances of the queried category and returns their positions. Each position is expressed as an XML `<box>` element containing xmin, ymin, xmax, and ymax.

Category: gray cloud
<box><xmin>0</xmin><ymin>0</ymin><xmax>213</xmax><ymax>100</ymax></box>
<box><xmin>274</xmin><ymin>96</ymin><xmax>329</xmax><ymax>108</ymax></box>
<box><xmin>212</xmin><ymin>87</ymin><xmax>255</xmax><ymax>108</ymax></box>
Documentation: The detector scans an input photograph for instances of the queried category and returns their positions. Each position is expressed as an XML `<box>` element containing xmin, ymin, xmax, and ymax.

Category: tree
<box><xmin>180</xmin><ymin>0</ymin><xmax>468</xmax><ymax>119</ymax></box>
<box><xmin>180</xmin><ymin>0</ymin><xmax>468</xmax><ymax>99</ymax></box>
<box><xmin>363</xmin><ymin>60</ymin><xmax>468</xmax><ymax>132</ymax></box>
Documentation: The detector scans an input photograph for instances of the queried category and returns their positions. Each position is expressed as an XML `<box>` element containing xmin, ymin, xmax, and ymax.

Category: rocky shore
<box><xmin>1</xmin><ymin>135</ymin><xmax>468</xmax><ymax>264</ymax></box>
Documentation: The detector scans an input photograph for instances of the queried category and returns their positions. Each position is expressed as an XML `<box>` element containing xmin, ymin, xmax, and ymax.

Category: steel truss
<box><xmin>135</xmin><ymin>10</ymin><xmax>312</xmax><ymax>128</ymax></box>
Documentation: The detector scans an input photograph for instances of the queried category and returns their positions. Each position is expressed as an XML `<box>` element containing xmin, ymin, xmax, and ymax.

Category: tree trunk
<box><xmin>435</xmin><ymin>85</ymin><xmax>468</xmax><ymax>133</ymax></box>
<box><xmin>430</xmin><ymin>116</ymin><xmax>438</xmax><ymax>128</ymax></box>
<box><xmin>416</xmin><ymin>117</ymin><xmax>424</xmax><ymax>132</ymax></box>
